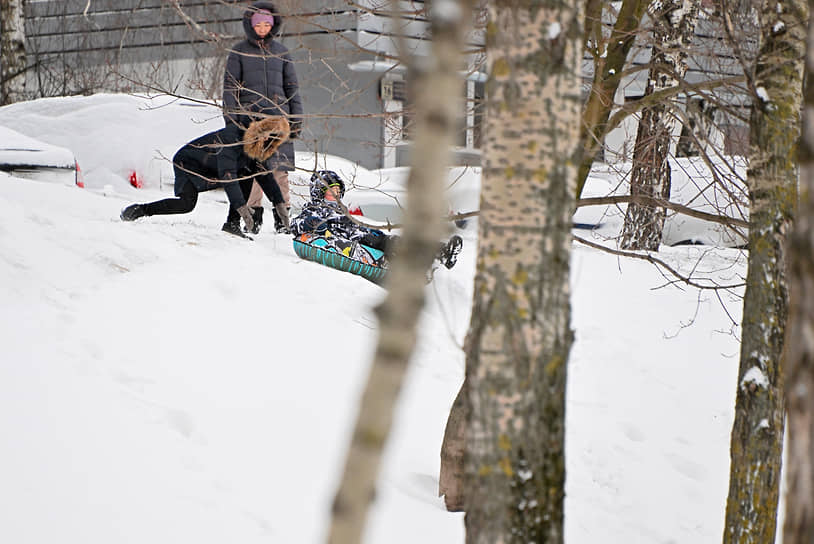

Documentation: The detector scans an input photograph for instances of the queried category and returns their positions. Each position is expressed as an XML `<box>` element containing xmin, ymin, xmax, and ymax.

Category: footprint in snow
<box><xmin>620</xmin><ymin>422</ymin><xmax>646</xmax><ymax>443</ymax></box>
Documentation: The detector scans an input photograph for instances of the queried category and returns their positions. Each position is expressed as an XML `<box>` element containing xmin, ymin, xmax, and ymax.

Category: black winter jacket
<box><xmin>223</xmin><ymin>1</ymin><xmax>303</xmax><ymax>171</ymax></box>
<box><xmin>173</xmin><ymin>125</ymin><xmax>282</xmax><ymax>208</ymax></box>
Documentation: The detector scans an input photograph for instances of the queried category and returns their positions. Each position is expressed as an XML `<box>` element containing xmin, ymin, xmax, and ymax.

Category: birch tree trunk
<box><xmin>782</xmin><ymin>0</ymin><xmax>814</xmax><ymax>540</ymax></box>
<box><xmin>620</xmin><ymin>0</ymin><xmax>700</xmax><ymax>250</ymax></box>
<box><xmin>1</xmin><ymin>0</ymin><xmax>27</xmax><ymax>105</ymax></box>
<box><xmin>461</xmin><ymin>1</ymin><xmax>582</xmax><ymax>541</ymax></box>
<box><xmin>722</xmin><ymin>0</ymin><xmax>807</xmax><ymax>541</ymax></box>
<box><xmin>326</xmin><ymin>1</ymin><xmax>475</xmax><ymax>542</ymax></box>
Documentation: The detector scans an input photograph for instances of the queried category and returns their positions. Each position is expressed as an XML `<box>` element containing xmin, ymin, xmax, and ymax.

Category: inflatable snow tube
<box><xmin>293</xmin><ymin>233</ymin><xmax>388</xmax><ymax>284</ymax></box>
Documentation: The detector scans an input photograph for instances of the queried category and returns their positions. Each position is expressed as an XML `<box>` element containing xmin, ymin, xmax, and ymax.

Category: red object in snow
<box><xmin>348</xmin><ymin>206</ymin><xmax>363</xmax><ymax>216</ymax></box>
<box><xmin>129</xmin><ymin>170</ymin><xmax>144</xmax><ymax>189</ymax></box>
<box><xmin>74</xmin><ymin>161</ymin><xmax>85</xmax><ymax>188</ymax></box>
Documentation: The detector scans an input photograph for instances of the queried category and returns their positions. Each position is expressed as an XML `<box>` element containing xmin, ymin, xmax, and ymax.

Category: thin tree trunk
<box><xmin>326</xmin><ymin>1</ymin><xmax>475</xmax><ymax>542</ymax></box>
<box><xmin>460</xmin><ymin>1</ymin><xmax>582</xmax><ymax>542</ymax></box>
<box><xmin>1</xmin><ymin>0</ymin><xmax>27</xmax><ymax>105</ymax></box>
<box><xmin>722</xmin><ymin>0</ymin><xmax>807</xmax><ymax>541</ymax></box>
<box><xmin>620</xmin><ymin>0</ymin><xmax>700</xmax><ymax>250</ymax></box>
<box><xmin>782</xmin><ymin>1</ymin><xmax>814</xmax><ymax>540</ymax></box>
<box><xmin>576</xmin><ymin>0</ymin><xmax>649</xmax><ymax>198</ymax></box>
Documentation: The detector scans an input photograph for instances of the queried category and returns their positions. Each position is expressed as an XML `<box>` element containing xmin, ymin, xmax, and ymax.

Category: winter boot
<box><xmin>437</xmin><ymin>235</ymin><xmax>463</xmax><ymax>269</ymax></box>
<box><xmin>273</xmin><ymin>203</ymin><xmax>291</xmax><ymax>234</ymax></box>
<box><xmin>222</xmin><ymin>207</ymin><xmax>253</xmax><ymax>240</ymax></box>
<box><xmin>249</xmin><ymin>207</ymin><xmax>263</xmax><ymax>235</ymax></box>
<box><xmin>120</xmin><ymin>203</ymin><xmax>146</xmax><ymax>221</ymax></box>
<box><xmin>272</xmin><ymin>207</ymin><xmax>282</xmax><ymax>232</ymax></box>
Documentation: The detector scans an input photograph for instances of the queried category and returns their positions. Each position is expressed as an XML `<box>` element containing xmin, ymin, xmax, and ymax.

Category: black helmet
<box><xmin>310</xmin><ymin>170</ymin><xmax>345</xmax><ymax>201</ymax></box>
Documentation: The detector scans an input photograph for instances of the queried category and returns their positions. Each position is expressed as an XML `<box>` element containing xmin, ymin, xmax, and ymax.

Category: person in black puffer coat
<box><xmin>119</xmin><ymin>117</ymin><xmax>290</xmax><ymax>239</ymax></box>
<box><xmin>223</xmin><ymin>1</ymin><xmax>304</xmax><ymax>234</ymax></box>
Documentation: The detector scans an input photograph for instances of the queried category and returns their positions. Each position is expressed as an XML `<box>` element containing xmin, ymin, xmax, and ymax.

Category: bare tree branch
<box><xmin>578</xmin><ymin>194</ymin><xmax>749</xmax><ymax>230</ymax></box>
<box><xmin>573</xmin><ymin>234</ymin><xmax>746</xmax><ymax>290</ymax></box>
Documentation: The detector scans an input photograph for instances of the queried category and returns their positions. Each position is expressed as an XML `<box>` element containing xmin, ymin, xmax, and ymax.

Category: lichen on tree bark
<box><xmin>723</xmin><ymin>0</ymin><xmax>807</xmax><ymax>541</ymax></box>
<box><xmin>460</xmin><ymin>1</ymin><xmax>583</xmax><ymax>542</ymax></box>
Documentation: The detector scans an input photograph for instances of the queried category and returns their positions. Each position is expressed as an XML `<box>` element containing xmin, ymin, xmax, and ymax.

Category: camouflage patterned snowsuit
<box><xmin>290</xmin><ymin>201</ymin><xmax>396</xmax><ymax>265</ymax></box>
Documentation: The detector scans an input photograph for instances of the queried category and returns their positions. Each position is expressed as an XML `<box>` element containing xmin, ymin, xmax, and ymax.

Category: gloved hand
<box><xmin>236</xmin><ymin>204</ymin><xmax>255</xmax><ymax>233</ymax></box>
<box><xmin>359</xmin><ymin>231</ymin><xmax>384</xmax><ymax>248</ymax></box>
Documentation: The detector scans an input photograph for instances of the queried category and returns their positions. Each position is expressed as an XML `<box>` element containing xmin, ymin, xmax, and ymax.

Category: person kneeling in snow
<box><xmin>291</xmin><ymin>170</ymin><xmax>463</xmax><ymax>269</ymax></box>
<box><xmin>120</xmin><ymin>117</ymin><xmax>291</xmax><ymax>238</ymax></box>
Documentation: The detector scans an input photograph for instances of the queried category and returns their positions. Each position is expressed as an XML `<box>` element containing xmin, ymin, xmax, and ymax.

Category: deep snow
<box><xmin>0</xmin><ymin>94</ymin><xmax>751</xmax><ymax>543</ymax></box>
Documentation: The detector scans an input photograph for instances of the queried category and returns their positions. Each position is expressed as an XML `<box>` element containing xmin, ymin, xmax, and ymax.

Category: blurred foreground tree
<box><xmin>782</xmin><ymin>0</ymin><xmax>814</xmax><ymax>540</ymax></box>
<box><xmin>326</xmin><ymin>0</ymin><xmax>477</xmax><ymax>542</ymax></box>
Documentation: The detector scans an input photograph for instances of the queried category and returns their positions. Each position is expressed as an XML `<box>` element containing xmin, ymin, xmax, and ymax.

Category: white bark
<box><xmin>620</xmin><ymin>0</ymin><xmax>701</xmax><ymax>250</ymax></box>
<box><xmin>1</xmin><ymin>0</ymin><xmax>27</xmax><ymax>105</ymax></box>
<box><xmin>462</xmin><ymin>0</ymin><xmax>583</xmax><ymax>541</ymax></box>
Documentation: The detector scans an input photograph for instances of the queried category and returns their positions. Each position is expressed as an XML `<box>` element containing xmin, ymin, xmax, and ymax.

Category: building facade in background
<box><xmin>21</xmin><ymin>0</ymin><xmax>749</xmax><ymax>169</ymax></box>
<box><xmin>22</xmin><ymin>0</ymin><xmax>485</xmax><ymax>170</ymax></box>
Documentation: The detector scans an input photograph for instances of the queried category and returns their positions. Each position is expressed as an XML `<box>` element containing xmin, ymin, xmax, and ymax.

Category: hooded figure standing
<box><xmin>224</xmin><ymin>1</ymin><xmax>303</xmax><ymax>234</ymax></box>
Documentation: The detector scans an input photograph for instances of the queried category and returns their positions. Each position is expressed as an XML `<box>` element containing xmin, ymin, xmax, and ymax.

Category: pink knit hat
<box><xmin>251</xmin><ymin>10</ymin><xmax>274</xmax><ymax>27</ymax></box>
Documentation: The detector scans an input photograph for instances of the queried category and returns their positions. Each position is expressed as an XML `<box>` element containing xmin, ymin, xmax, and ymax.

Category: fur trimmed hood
<box><xmin>243</xmin><ymin>116</ymin><xmax>290</xmax><ymax>161</ymax></box>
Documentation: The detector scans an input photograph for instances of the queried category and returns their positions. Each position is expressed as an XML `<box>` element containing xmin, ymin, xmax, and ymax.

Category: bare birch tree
<box><xmin>1</xmin><ymin>0</ymin><xmax>27</xmax><ymax>105</ymax></box>
<box><xmin>620</xmin><ymin>0</ymin><xmax>701</xmax><ymax>250</ymax></box>
<box><xmin>326</xmin><ymin>0</ymin><xmax>476</xmax><ymax>542</ymax></box>
<box><xmin>722</xmin><ymin>0</ymin><xmax>807</xmax><ymax>541</ymax></box>
<box><xmin>782</xmin><ymin>0</ymin><xmax>814</xmax><ymax>539</ymax></box>
<box><xmin>455</xmin><ymin>0</ymin><xmax>582</xmax><ymax>541</ymax></box>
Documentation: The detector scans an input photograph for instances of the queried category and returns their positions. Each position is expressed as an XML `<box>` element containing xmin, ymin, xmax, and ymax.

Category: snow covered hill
<box><xmin>0</xmin><ymin>94</ymin><xmax>750</xmax><ymax>543</ymax></box>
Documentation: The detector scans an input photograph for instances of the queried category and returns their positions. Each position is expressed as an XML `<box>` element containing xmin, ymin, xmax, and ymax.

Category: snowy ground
<box><xmin>1</xmin><ymin>95</ymin><xmax>750</xmax><ymax>543</ymax></box>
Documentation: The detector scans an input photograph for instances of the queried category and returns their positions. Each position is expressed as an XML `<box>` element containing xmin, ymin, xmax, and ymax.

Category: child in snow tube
<box><xmin>290</xmin><ymin>170</ymin><xmax>463</xmax><ymax>283</ymax></box>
